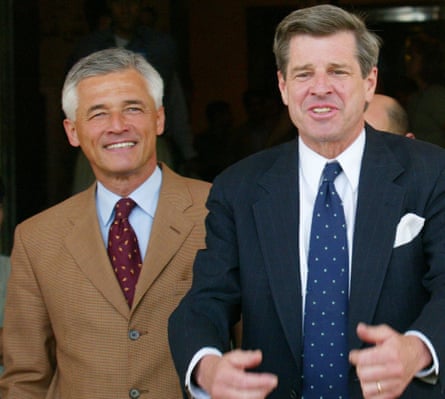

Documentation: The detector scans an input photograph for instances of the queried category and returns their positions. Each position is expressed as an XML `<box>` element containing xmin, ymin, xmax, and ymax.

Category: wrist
<box><xmin>195</xmin><ymin>354</ymin><xmax>220</xmax><ymax>391</ymax></box>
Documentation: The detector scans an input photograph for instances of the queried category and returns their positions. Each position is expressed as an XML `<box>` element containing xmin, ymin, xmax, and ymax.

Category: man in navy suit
<box><xmin>169</xmin><ymin>4</ymin><xmax>445</xmax><ymax>398</ymax></box>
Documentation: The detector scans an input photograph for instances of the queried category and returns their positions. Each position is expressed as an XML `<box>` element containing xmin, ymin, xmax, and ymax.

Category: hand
<box><xmin>349</xmin><ymin>323</ymin><xmax>432</xmax><ymax>398</ymax></box>
<box><xmin>195</xmin><ymin>349</ymin><xmax>278</xmax><ymax>399</ymax></box>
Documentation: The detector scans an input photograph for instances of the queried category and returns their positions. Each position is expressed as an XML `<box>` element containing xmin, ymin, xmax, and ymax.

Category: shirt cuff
<box><xmin>405</xmin><ymin>330</ymin><xmax>439</xmax><ymax>383</ymax></box>
<box><xmin>185</xmin><ymin>347</ymin><xmax>223</xmax><ymax>399</ymax></box>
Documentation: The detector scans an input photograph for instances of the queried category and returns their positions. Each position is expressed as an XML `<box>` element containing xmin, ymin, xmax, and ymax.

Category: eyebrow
<box><xmin>86</xmin><ymin>104</ymin><xmax>107</xmax><ymax>116</ymax></box>
<box><xmin>122</xmin><ymin>99</ymin><xmax>146</xmax><ymax>107</ymax></box>
<box><xmin>86</xmin><ymin>100</ymin><xmax>146</xmax><ymax>116</ymax></box>
<box><xmin>290</xmin><ymin>62</ymin><xmax>350</xmax><ymax>72</ymax></box>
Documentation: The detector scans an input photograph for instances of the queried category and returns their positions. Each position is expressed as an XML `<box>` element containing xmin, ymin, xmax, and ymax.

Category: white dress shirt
<box><xmin>298</xmin><ymin>131</ymin><xmax>363</xmax><ymax>305</ymax></box>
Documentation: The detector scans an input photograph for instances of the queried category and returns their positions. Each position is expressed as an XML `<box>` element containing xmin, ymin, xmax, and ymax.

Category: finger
<box><xmin>228</xmin><ymin>349</ymin><xmax>264</xmax><ymax>370</ymax></box>
<box><xmin>222</xmin><ymin>380</ymin><xmax>277</xmax><ymax>399</ymax></box>
<box><xmin>349</xmin><ymin>344</ymin><xmax>389</xmax><ymax>367</ymax></box>
<box><xmin>354</xmin><ymin>361</ymin><xmax>386</xmax><ymax>381</ymax></box>
<box><xmin>226</xmin><ymin>351</ymin><xmax>278</xmax><ymax>391</ymax></box>
<box><xmin>361</xmin><ymin>379</ymin><xmax>387</xmax><ymax>398</ymax></box>
<box><xmin>212</xmin><ymin>359</ymin><xmax>278</xmax><ymax>399</ymax></box>
<box><xmin>355</xmin><ymin>323</ymin><xmax>395</xmax><ymax>346</ymax></box>
<box><xmin>236</xmin><ymin>371</ymin><xmax>278</xmax><ymax>392</ymax></box>
<box><xmin>362</xmin><ymin>377</ymin><xmax>403</xmax><ymax>399</ymax></box>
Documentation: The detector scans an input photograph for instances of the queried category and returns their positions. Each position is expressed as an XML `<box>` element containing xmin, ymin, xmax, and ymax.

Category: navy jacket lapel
<box><xmin>253</xmin><ymin>140</ymin><xmax>303</xmax><ymax>364</ymax></box>
<box><xmin>249</xmin><ymin>131</ymin><xmax>407</xmax><ymax>361</ymax></box>
<box><xmin>348</xmin><ymin>129</ymin><xmax>405</xmax><ymax>350</ymax></box>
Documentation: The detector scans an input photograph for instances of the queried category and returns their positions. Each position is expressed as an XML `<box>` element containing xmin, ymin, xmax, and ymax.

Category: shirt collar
<box><xmin>96</xmin><ymin>165</ymin><xmax>163</xmax><ymax>227</ymax></box>
<box><xmin>299</xmin><ymin>129</ymin><xmax>365</xmax><ymax>193</ymax></box>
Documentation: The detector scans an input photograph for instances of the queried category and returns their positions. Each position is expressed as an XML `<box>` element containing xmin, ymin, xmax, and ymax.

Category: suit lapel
<box><xmin>251</xmin><ymin>132</ymin><xmax>407</xmax><ymax>360</ymax></box>
<box><xmin>348</xmin><ymin>129</ymin><xmax>405</xmax><ymax>350</ymax></box>
<box><xmin>253</xmin><ymin>141</ymin><xmax>303</xmax><ymax>364</ymax></box>
<box><xmin>65</xmin><ymin>185</ymin><xmax>130</xmax><ymax>318</ymax></box>
<box><xmin>132</xmin><ymin>164</ymin><xmax>195</xmax><ymax>309</ymax></box>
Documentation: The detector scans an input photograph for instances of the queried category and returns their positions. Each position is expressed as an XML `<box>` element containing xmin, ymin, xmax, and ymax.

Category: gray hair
<box><xmin>62</xmin><ymin>48</ymin><xmax>164</xmax><ymax>120</ymax></box>
<box><xmin>273</xmin><ymin>4</ymin><xmax>381</xmax><ymax>79</ymax></box>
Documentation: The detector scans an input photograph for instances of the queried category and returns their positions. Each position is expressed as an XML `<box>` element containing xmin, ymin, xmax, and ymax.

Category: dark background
<box><xmin>1</xmin><ymin>0</ymin><xmax>444</xmax><ymax>252</ymax></box>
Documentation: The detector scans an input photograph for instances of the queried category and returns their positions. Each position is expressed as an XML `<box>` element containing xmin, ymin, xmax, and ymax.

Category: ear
<box><xmin>63</xmin><ymin>119</ymin><xmax>81</xmax><ymax>147</ymax></box>
<box><xmin>156</xmin><ymin>106</ymin><xmax>166</xmax><ymax>136</ymax></box>
<box><xmin>277</xmin><ymin>71</ymin><xmax>289</xmax><ymax>106</ymax></box>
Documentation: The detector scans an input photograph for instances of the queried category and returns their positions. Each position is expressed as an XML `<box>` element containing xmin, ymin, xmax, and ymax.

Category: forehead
<box><xmin>76</xmin><ymin>69</ymin><xmax>149</xmax><ymax>100</ymax></box>
<box><xmin>287</xmin><ymin>31</ymin><xmax>358</xmax><ymax>66</ymax></box>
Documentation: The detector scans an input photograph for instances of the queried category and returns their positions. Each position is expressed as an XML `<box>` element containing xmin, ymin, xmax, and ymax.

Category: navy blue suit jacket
<box><xmin>169</xmin><ymin>126</ymin><xmax>445</xmax><ymax>398</ymax></box>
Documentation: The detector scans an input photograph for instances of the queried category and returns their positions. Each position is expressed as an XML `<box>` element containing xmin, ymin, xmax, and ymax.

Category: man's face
<box><xmin>63</xmin><ymin>68</ymin><xmax>164</xmax><ymax>188</ymax></box>
<box><xmin>278</xmin><ymin>31</ymin><xmax>377</xmax><ymax>156</ymax></box>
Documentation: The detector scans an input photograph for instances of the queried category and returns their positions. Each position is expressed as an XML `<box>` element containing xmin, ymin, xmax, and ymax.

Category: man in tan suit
<box><xmin>0</xmin><ymin>48</ymin><xmax>210</xmax><ymax>398</ymax></box>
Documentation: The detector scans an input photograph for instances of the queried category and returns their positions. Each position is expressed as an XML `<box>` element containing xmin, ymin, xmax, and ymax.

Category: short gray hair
<box><xmin>62</xmin><ymin>48</ymin><xmax>164</xmax><ymax>120</ymax></box>
<box><xmin>273</xmin><ymin>4</ymin><xmax>381</xmax><ymax>79</ymax></box>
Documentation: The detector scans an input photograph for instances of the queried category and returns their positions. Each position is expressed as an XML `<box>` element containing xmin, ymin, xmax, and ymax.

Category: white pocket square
<box><xmin>394</xmin><ymin>213</ymin><xmax>425</xmax><ymax>248</ymax></box>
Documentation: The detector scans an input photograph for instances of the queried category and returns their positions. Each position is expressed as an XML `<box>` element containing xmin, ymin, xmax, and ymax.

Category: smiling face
<box><xmin>278</xmin><ymin>31</ymin><xmax>377</xmax><ymax>158</ymax></box>
<box><xmin>63</xmin><ymin>68</ymin><xmax>165</xmax><ymax>195</ymax></box>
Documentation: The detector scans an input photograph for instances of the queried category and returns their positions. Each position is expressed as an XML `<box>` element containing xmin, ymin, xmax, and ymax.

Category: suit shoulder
<box><xmin>380</xmin><ymin>131</ymin><xmax>445</xmax><ymax>168</ymax></box>
<box><xmin>177</xmin><ymin>176</ymin><xmax>212</xmax><ymax>206</ymax></box>
<box><xmin>16</xmin><ymin>191</ymin><xmax>90</xmax><ymax>233</ymax></box>
<box><xmin>185</xmin><ymin>177</ymin><xmax>211</xmax><ymax>198</ymax></box>
<box><xmin>160</xmin><ymin>163</ymin><xmax>211</xmax><ymax>204</ymax></box>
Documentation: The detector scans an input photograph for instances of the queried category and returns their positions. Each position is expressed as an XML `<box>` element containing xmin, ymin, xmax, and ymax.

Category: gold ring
<box><xmin>376</xmin><ymin>381</ymin><xmax>382</xmax><ymax>394</ymax></box>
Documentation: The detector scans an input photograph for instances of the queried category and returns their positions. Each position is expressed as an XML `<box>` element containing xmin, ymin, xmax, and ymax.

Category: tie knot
<box><xmin>322</xmin><ymin>161</ymin><xmax>342</xmax><ymax>183</ymax></box>
<box><xmin>114</xmin><ymin>198</ymin><xmax>136</xmax><ymax>220</ymax></box>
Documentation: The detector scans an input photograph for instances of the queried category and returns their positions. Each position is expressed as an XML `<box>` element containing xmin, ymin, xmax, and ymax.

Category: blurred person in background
<box><xmin>404</xmin><ymin>32</ymin><xmax>445</xmax><ymax>147</ymax></box>
<box><xmin>365</xmin><ymin>93</ymin><xmax>415</xmax><ymax>138</ymax></box>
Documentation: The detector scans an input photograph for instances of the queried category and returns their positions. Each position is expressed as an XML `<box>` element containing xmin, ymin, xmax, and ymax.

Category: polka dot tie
<box><xmin>303</xmin><ymin>161</ymin><xmax>349</xmax><ymax>398</ymax></box>
<box><xmin>107</xmin><ymin>198</ymin><xmax>142</xmax><ymax>308</ymax></box>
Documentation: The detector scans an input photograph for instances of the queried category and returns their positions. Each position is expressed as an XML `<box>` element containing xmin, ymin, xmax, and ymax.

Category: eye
<box><xmin>293</xmin><ymin>71</ymin><xmax>312</xmax><ymax>81</ymax></box>
<box><xmin>124</xmin><ymin>106</ymin><xmax>143</xmax><ymax>114</ymax></box>
<box><xmin>89</xmin><ymin>111</ymin><xmax>107</xmax><ymax>120</ymax></box>
<box><xmin>331</xmin><ymin>69</ymin><xmax>349</xmax><ymax>76</ymax></box>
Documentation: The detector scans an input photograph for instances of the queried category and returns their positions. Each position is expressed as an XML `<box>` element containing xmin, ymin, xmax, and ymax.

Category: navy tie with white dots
<box><xmin>303</xmin><ymin>161</ymin><xmax>349</xmax><ymax>398</ymax></box>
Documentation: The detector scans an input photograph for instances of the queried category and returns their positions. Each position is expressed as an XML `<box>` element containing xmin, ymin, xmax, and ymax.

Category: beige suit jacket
<box><xmin>0</xmin><ymin>163</ymin><xmax>210</xmax><ymax>399</ymax></box>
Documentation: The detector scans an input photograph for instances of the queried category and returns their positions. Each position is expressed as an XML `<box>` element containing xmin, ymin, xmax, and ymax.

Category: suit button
<box><xmin>129</xmin><ymin>388</ymin><xmax>140</xmax><ymax>398</ymax></box>
<box><xmin>129</xmin><ymin>329</ymin><xmax>140</xmax><ymax>340</ymax></box>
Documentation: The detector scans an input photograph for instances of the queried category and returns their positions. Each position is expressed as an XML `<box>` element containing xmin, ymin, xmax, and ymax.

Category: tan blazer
<box><xmin>0</xmin><ymin>163</ymin><xmax>210</xmax><ymax>399</ymax></box>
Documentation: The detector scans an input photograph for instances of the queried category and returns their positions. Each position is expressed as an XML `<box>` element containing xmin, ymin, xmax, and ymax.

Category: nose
<box><xmin>310</xmin><ymin>73</ymin><xmax>332</xmax><ymax>96</ymax></box>
<box><xmin>108</xmin><ymin>112</ymin><xmax>127</xmax><ymax>133</ymax></box>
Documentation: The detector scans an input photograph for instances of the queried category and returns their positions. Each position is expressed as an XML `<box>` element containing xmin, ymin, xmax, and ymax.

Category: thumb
<box><xmin>356</xmin><ymin>322</ymin><xmax>395</xmax><ymax>346</ymax></box>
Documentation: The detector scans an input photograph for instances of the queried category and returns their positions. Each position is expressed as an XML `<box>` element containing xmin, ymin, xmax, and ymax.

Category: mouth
<box><xmin>312</xmin><ymin>106</ymin><xmax>333</xmax><ymax>114</ymax></box>
<box><xmin>105</xmin><ymin>141</ymin><xmax>136</xmax><ymax>150</ymax></box>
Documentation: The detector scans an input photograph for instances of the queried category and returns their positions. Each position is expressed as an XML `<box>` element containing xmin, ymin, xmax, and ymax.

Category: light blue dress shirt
<box><xmin>96</xmin><ymin>166</ymin><xmax>162</xmax><ymax>260</ymax></box>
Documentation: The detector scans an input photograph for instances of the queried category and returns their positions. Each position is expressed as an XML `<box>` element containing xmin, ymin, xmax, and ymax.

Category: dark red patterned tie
<box><xmin>107</xmin><ymin>198</ymin><xmax>142</xmax><ymax>307</ymax></box>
